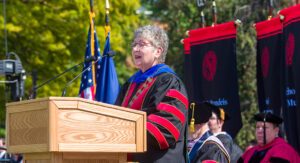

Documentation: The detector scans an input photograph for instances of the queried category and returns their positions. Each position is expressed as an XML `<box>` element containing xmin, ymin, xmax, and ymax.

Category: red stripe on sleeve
<box><xmin>148</xmin><ymin>115</ymin><xmax>180</xmax><ymax>141</ymax></box>
<box><xmin>147</xmin><ymin>122</ymin><xmax>169</xmax><ymax>149</ymax></box>
<box><xmin>157</xmin><ymin>103</ymin><xmax>185</xmax><ymax>125</ymax></box>
<box><xmin>166</xmin><ymin>89</ymin><xmax>188</xmax><ymax>109</ymax></box>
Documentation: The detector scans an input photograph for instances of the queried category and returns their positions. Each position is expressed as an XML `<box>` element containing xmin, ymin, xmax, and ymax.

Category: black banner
<box><xmin>186</xmin><ymin>22</ymin><xmax>242</xmax><ymax>138</ymax></box>
<box><xmin>183</xmin><ymin>38</ymin><xmax>195</xmax><ymax>101</ymax></box>
<box><xmin>255</xmin><ymin>17</ymin><xmax>282</xmax><ymax>116</ymax></box>
<box><xmin>279</xmin><ymin>4</ymin><xmax>300</xmax><ymax>152</ymax></box>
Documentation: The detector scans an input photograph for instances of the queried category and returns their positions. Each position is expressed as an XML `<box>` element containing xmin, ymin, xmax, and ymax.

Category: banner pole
<box><xmin>201</xmin><ymin>11</ymin><xmax>205</xmax><ymax>28</ymax></box>
<box><xmin>268</xmin><ymin>0</ymin><xmax>273</xmax><ymax>20</ymax></box>
<box><xmin>197</xmin><ymin>0</ymin><xmax>206</xmax><ymax>28</ymax></box>
<box><xmin>212</xmin><ymin>0</ymin><xmax>217</xmax><ymax>26</ymax></box>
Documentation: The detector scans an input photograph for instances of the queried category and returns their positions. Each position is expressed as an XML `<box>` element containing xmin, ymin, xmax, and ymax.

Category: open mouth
<box><xmin>135</xmin><ymin>55</ymin><xmax>142</xmax><ymax>59</ymax></box>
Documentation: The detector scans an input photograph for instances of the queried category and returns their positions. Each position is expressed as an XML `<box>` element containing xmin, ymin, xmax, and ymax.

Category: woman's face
<box><xmin>208</xmin><ymin>112</ymin><xmax>222</xmax><ymax>134</ymax></box>
<box><xmin>131</xmin><ymin>36</ymin><xmax>162</xmax><ymax>72</ymax></box>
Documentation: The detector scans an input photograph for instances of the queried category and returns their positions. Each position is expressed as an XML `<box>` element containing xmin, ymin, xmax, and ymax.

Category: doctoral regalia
<box><xmin>239</xmin><ymin>137</ymin><xmax>300</xmax><ymax>163</ymax></box>
<box><xmin>115</xmin><ymin>64</ymin><xmax>189</xmax><ymax>163</ymax></box>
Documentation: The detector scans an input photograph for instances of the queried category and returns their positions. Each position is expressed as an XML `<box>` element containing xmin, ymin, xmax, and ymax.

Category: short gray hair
<box><xmin>134</xmin><ymin>25</ymin><xmax>169</xmax><ymax>63</ymax></box>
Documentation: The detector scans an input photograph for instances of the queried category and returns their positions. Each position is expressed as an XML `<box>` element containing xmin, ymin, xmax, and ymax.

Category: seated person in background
<box><xmin>0</xmin><ymin>138</ymin><xmax>6</xmax><ymax>159</ymax></box>
<box><xmin>238</xmin><ymin>111</ymin><xmax>300</xmax><ymax>163</ymax></box>
<box><xmin>0</xmin><ymin>138</ymin><xmax>21</xmax><ymax>163</ymax></box>
<box><xmin>208</xmin><ymin>105</ymin><xmax>243</xmax><ymax>163</ymax></box>
<box><xmin>188</xmin><ymin>102</ymin><xmax>230</xmax><ymax>163</ymax></box>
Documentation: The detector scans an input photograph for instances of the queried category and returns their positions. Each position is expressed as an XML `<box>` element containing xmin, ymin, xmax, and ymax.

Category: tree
<box><xmin>0</xmin><ymin>0</ymin><xmax>142</xmax><ymax>137</ymax></box>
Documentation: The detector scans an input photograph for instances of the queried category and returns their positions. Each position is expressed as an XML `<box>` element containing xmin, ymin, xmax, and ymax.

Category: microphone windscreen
<box><xmin>84</xmin><ymin>56</ymin><xmax>97</xmax><ymax>64</ymax></box>
<box><xmin>107</xmin><ymin>51</ymin><xmax>116</xmax><ymax>57</ymax></box>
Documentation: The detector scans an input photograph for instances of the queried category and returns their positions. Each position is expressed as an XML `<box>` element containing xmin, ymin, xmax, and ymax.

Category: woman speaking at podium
<box><xmin>115</xmin><ymin>25</ymin><xmax>189</xmax><ymax>163</ymax></box>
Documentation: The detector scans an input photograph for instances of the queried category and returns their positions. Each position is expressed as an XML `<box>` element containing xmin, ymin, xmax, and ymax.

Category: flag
<box><xmin>79</xmin><ymin>12</ymin><xmax>101</xmax><ymax>100</ymax></box>
<box><xmin>187</xmin><ymin>22</ymin><xmax>242</xmax><ymax>138</ymax></box>
<box><xmin>255</xmin><ymin>17</ymin><xmax>282</xmax><ymax>116</ymax></box>
<box><xmin>95</xmin><ymin>31</ymin><xmax>120</xmax><ymax>104</ymax></box>
<box><xmin>279</xmin><ymin>4</ymin><xmax>300</xmax><ymax>152</ymax></box>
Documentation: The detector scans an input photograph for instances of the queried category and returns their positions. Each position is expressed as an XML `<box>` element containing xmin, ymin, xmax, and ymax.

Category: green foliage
<box><xmin>0</xmin><ymin>86</ymin><xmax>6</xmax><ymax>138</ymax></box>
<box><xmin>0</xmin><ymin>0</ymin><xmax>141</xmax><ymax>132</ymax></box>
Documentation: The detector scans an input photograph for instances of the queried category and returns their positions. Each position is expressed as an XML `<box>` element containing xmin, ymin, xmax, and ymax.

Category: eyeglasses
<box><xmin>130</xmin><ymin>41</ymin><xmax>154</xmax><ymax>49</ymax></box>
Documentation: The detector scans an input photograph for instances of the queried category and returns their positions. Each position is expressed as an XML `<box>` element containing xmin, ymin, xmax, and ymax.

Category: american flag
<box><xmin>78</xmin><ymin>17</ymin><xmax>101</xmax><ymax>100</ymax></box>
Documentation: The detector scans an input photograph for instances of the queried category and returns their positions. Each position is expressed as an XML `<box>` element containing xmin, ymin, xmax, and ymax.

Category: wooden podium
<box><xmin>6</xmin><ymin>97</ymin><xmax>147</xmax><ymax>163</ymax></box>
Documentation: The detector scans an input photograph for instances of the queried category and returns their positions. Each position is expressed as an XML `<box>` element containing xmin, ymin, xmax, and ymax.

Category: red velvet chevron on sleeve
<box><xmin>165</xmin><ymin>89</ymin><xmax>189</xmax><ymax>109</ymax></box>
<box><xmin>148</xmin><ymin>115</ymin><xmax>180</xmax><ymax>141</ymax></box>
<box><xmin>147</xmin><ymin>121</ymin><xmax>169</xmax><ymax>149</ymax></box>
<box><xmin>157</xmin><ymin>103</ymin><xmax>185</xmax><ymax>125</ymax></box>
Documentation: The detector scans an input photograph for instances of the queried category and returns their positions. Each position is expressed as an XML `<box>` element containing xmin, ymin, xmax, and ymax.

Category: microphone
<box><xmin>61</xmin><ymin>56</ymin><xmax>101</xmax><ymax>97</ymax></box>
<box><xmin>106</xmin><ymin>51</ymin><xmax>116</xmax><ymax>57</ymax></box>
<box><xmin>84</xmin><ymin>56</ymin><xmax>97</xmax><ymax>64</ymax></box>
<box><xmin>28</xmin><ymin>56</ymin><xmax>97</xmax><ymax>99</ymax></box>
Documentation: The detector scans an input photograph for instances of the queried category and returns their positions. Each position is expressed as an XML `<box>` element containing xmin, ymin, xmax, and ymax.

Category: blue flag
<box><xmin>95</xmin><ymin>32</ymin><xmax>120</xmax><ymax>104</ymax></box>
<box><xmin>79</xmin><ymin>20</ymin><xmax>101</xmax><ymax>100</ymax></box>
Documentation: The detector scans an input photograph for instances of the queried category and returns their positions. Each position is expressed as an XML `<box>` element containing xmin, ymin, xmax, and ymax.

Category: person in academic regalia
<box><xmin>115</xmin><ymin>25</ymin><xmax>189</xmax><ymax>163</ymax></box>
<box><xmin>238</xmin><ymin>111</ymin><xmax>300</xmax><ymax>163</ymax></box>
<box><xmin>188</xmin><ymin>102</ymin><xmax>230</xmax><ymax>163</ymax></box>
<box><xmin>208</xmin><ymin>105</ymin><xmax>243</xmax><ymax>163</ymax></box>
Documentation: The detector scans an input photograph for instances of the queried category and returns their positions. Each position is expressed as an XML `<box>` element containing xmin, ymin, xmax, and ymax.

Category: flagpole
<box><xmin>105</xmin><ymin>0</ymin><xmax>111</xmax><ymax>37</ymax></box>
<box><xmin>90</xmin><ymin>0</ymin><xmax>93</xmax><ymax>12</ymax></box>
<box><xmin>89</xmin><ymin>0</ymin><xmax>96</xmax><ymax>92</ymax></box>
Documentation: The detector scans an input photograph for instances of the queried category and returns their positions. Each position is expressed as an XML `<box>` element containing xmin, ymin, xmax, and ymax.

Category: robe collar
<box><xmin>129</xmin><ymin>64</ymin><xmax>177</xmax><ymax>84</ymax></box>
<box><xmin>257</xmin><ymin>137</ymin><xmax>283</xmax><ymax>151</ymax></box>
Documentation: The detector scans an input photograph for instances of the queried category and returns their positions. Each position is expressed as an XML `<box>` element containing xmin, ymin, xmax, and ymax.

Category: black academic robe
<box><xmin>115</xmin><ymin>72</ymin><xmax>189</xmax><ymax>163</ymax></box>
<box><xmin>215</xmin><ymin>133</ymin><xmax>243</xmax><ymax>163</ymax></box>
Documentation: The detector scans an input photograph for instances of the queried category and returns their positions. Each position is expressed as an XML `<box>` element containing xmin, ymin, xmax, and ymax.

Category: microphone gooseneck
<box><xmin>28</xmin><ymin>56</ymin><xmax>97</xmax><ymax>99</ymax></box>
<box><xmin>62</xmin><ymin>57</ymin><xmax>101</xmax><ymax>97</ymax></box>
